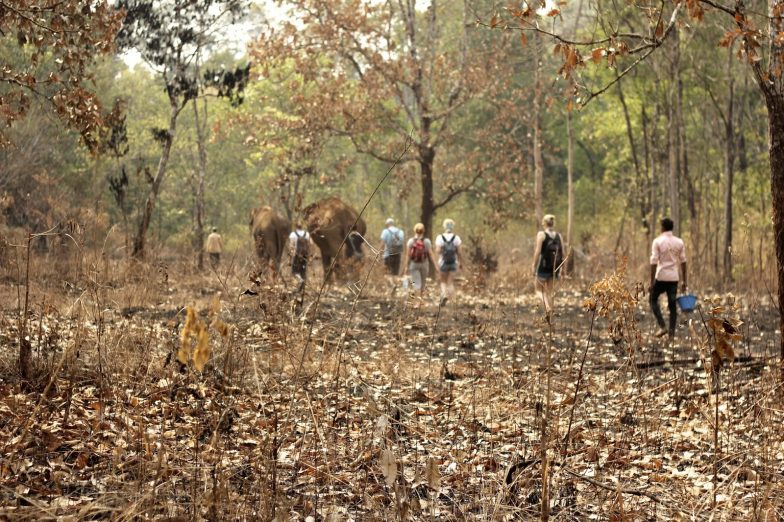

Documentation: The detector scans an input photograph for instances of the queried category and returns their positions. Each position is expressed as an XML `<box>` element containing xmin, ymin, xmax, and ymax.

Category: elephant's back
<box><xmin>252</xmin><ymin>206</ymin><xmax>289</xmax><ymax>232</ymax></box>
<box><xmin>304</xmin><ymin>196</ymin><xmax>358</xmax><ymax>234</ymax></box>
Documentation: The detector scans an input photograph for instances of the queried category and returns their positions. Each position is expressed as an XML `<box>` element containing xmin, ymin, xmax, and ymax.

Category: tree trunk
<box><xmin>566</xmin><ymin>110</ymin><xmax>575</xmax><ymax>272</ymax></box>
<box><xmin>533</xmin><ymin>31</ymin><xmax>544</xmax><ymax>227</ymax></box>
<box><xmin>677</xmin><ymin>61</ymin><xmax>694</xmax><ymax>221</ymax></box>
<box><xmin>669</xmin><ymin>29</ymin><xmax>681</xmax><ymax>235</ymax></box>
<box><xmin>667</xmin><ymin>108</ymin><xmax>679</xmax><ymax>233</ymax></box>
<box><xmin>641</xmin><ymin>106</ymin><xmax>653</xmax><ymax>240</ymax></box>
<box><xmin>649</xmin><ymin>105</ymin><xmax>661</xmax><ymax>239</ymax></box>
<box><xmin>420</xmin><ymin>143</ymin><xmax>435</xmax><ymax>238</ymax></box>
<box><xmin>617</xmin><ymin>77</ymin><xmax>648</xmax><ymax>236</ymax></box>
<box><xmin>133</xmin><ymin>97</ymin><xmax>180</xmax><ymax>259</ymax></box>
<box><xmin>723</xmin><ymin>50</ymin><xmax>735</xmax><ymax>283</ymax></box>
<box><xmin>766</xmin><ymin>96</ymin><xmax>784</xmax><ymax>361</ymax></box>
<box><xmin>192</xmin><ymin>98</ymin><xmax>208</xmax><ymax>270</ymax></box>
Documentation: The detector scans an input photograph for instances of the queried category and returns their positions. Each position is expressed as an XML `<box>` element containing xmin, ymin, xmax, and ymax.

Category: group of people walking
<box><xmin>379</xmin><ymin>218</ymin><xmax>462</xmax><ymax>306</ymax></box>
<box><xmin>209</xmin><ymin>212</ymin><xmax>689</xmax><ymax>339</ymax></box>
<box><xmin>377</xmin><ymin>213</ymin><xmax>689</xmax><ymax>339</ymax></box>
<box><xmin>378</xmin><ymin>214</ymin><xmax>570</xmax><ymax>312</ymax></box>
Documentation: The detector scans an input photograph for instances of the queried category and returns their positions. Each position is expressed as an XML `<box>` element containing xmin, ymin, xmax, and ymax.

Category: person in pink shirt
<box><xmin>649</xmin><ymin>217</ymin><xmax>688</xmax><ymax>339</ymax></box>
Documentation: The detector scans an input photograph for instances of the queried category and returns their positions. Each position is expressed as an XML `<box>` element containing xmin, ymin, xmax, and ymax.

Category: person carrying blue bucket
<box><xmin>649</xmin><ymin>217</ymin><xmax>688</xmax><ymax>340</ymax></box>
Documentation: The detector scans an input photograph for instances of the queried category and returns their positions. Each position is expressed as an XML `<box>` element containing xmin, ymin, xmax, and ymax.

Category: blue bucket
<box><xmin>677</xmin><ymin>294</ymin><xmax>698</xmax><ymax>312</ymax></box>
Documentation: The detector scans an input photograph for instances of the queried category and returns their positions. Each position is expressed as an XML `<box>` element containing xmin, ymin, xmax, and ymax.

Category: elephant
<box><xmin>249</xmin><ymin>206</ymin><xmax>291</xmax><ymax>277</ymax></box>
<box><xmin>302</xmin><ymin>196</ymin><xmax>367</xmax><ymax>281</ymax></box>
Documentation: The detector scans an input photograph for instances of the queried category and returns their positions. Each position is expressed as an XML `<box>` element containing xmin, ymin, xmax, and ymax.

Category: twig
<box><xmin>562</xmin><ymin>307</ymin><xmax>596</xmax><ymax>451</ymax></box>
<box><xmin>293</xmin><ymin>133</ymin><xmax>413</xmax><ymax>382</ymax></box>
<box><xmin>563</xmin><ymin>468</ymin><xmax>693</xmax><ymax>515</ymax></box>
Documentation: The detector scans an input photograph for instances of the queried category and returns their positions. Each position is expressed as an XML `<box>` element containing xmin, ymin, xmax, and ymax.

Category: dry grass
<box><xmin>0</xmin><ymin>240</ymin><xmax>782</xmax><ymax>521</ymax></box>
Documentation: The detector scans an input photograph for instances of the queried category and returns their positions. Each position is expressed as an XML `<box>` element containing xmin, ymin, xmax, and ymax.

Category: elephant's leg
<box><xmin>322</xmin><ymin>254</ymin><xmax>333</xmax><ymax>282</ymax></box>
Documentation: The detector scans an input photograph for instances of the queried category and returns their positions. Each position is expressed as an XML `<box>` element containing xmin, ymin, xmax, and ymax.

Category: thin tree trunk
<box><xmin>723</xmin><ymin>48</ymin><xmax>735</xmax><ymax>283</ymax></box>
<box><xmin>193</xmin><ymin>98</ymin><xmax>208</xmax><ymax>270</ymax></box>
<box><xmin>133</xmin><ymin>97</ymin><xmax>180</xmax><ymax>259</ymax></box>
<box><xmin>617</xmin><ymin>77</ymin><xmax>647</xmax><ymax>236</ymax></box>
<box><xmin>420</xmin><ymin>142</ymin><xmax>435</xmax><ymax>238</ymax></box>
<box><xmin>669</xmin><ymin>29</ymin><xmax>681</xmax><ymax>234</ymax></box>
<box><xmin>678</xmin><ymin>64</ymin><xmax>694</xmax><ymax>221</ymax></box>
<box><xmin>641</xmin><ymin>106</ymin><xmax>653</xmax><ymax>240</ymax></box>
<box><xmin>649</xmin><ymin>105</ymin><xmax>660</xmax><ymax>238</ymax></box>
<box><xmin>533</xmin><ymin>30</ymin><xmax>544</xmax><ymax>227</ymax></box>
<box><xmin>565</xmin><ymin>0</ymin><xmax>581</xmax><ymax>271</ymax></box>
<box><xmin>566</xmin><ymin>110</ymin><xmax>574</xmax><ymax>272</ymax></box>
<box><xmin>667</xmin><ymin>113</ymin><xmax>679</xmax><ymax>234</ymax></box>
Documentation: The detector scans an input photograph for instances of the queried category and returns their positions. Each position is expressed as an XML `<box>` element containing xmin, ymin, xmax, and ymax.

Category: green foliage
<box><xmin>0</xmin><ymin>1</ymin><xmax>776</xmax><ymax>286</ymax></box>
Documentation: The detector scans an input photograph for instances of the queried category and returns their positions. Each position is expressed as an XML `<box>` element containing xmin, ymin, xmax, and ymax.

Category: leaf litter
<box><xmin>0</xmin><ymin>265</ymin><xmax>782</xmax><ymax>520</ymax></box>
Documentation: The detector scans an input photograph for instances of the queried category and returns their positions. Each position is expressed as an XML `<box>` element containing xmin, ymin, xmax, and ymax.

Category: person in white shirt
<box><xmin>435</xmin><ymin>218</ymin><xmax>462</xmax><ymax>307</ymax></box>
<box><xmin>649</xmin><ymin>217</ymin><xmax>688</xmax><ymax>339</ymax></box>
<box><xmin>289</xmin><ymin>222</ymin><xmax>311</xmax><ymax>293</ymax></box>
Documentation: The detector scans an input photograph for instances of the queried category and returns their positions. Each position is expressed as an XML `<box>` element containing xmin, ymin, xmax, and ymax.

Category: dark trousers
<box><xmin>209</xmin><ymin>253</ymin><xmax>220</xmax><ymax>268</ymax></box>
<box><xmin>384</xmin><ymin>254</ymin><xmax>401</xmax><ymax>275</ymax></box>
<box><xmin>292</xmin><ymin>256</ymin><xmax>307</xmax><ymax>278</ymax></box>
<box><xmin>650</xmin><ymin>280</ymin><xmax>678</xmax><ymax>335</ymax></box>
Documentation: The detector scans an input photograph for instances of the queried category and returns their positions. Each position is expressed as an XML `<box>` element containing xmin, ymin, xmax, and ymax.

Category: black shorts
<box><xmin>292</xmin><ymin>256</ymin><xmax>307</xmax><ymax>279</ymax></box>
<box><xmin>384</xmin><ymin>254</ymin><xmax>401</xmax><ymax>275</ymax></box>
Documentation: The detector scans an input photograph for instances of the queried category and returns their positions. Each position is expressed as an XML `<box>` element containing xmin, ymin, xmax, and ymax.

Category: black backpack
<box><xmin>440</xmin><ymin>234</ymin><xmax>457</xmax><ymax>264</ymax></box>
<box><xmin>538</xmin><ymin>233</ymin><xmax>563</xmax><ymax>274</ymax></box>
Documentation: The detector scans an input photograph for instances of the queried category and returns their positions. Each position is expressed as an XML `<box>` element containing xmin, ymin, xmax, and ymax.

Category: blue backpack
<box><xmin>387</xmin><ymin>227</ymin><xmax>404</xmax><ymax>255</ymax></box>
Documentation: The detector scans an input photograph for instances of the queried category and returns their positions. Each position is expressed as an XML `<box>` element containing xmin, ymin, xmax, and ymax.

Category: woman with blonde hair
<box><xmin>435</xmin><ymin>218</ymin><xmax>462</xmax><ymax>306</ymax></box>
<box><xmin>531</xmin><ymin>214</ymin><xmax>565</xmax><ymax>314</ymax></box>
<box><xmin>401</xmin><ymin>222</ymin><xmax>438</xmax><ymax>298</ymax></box>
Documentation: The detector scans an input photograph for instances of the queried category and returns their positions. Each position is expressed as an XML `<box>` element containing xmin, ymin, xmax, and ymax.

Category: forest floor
<box><xmin>0</xmin><ymin>256</ymin><xmax>783</xmax><ymax>521</ymax></box>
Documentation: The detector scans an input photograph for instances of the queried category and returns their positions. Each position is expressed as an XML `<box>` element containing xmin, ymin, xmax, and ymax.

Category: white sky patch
<box><xmin>119</xmin><ymin>0</ymin><xmax>437</xmax><ymax>69</ymax></box>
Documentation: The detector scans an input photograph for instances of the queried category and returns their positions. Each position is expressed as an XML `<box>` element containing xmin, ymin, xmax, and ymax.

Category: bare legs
<box><xmin>439</xmin><ymin>270</ymin><xmax>455</xmax><ymax>305</ymax></box>
<box><xmin>535</xmin><ymin>277</ymin><xmax>554</xmax><ymax>313</ymax></box>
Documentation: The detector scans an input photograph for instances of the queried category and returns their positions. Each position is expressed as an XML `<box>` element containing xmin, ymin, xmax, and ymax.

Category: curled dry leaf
<box><xmin>193</xmin><ymin>327</ymin><xmax>211</xmax><ymax>372</ymax></box>
<box><xmin>211</xmin><ymin>318</ymin><xmax>230</xmax><ymax>338</ymax></box>
<box><xmin>425</xmin><ymin>458</ymin><xmax>440</xmax><ymax>490</ymax></box>
<box><xmin>380</xmin><ymin>449</ymin><xmax>397</xmax><ymax>487</ymax></box>
<box><xmin>177</xmin><ymin>307</ymin><xmax>198</xmax><ymax>365</ymax></box>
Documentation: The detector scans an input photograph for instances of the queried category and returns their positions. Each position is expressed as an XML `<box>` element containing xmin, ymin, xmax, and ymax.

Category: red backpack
<box><xmin>409</xmin><ymin>238</ymin><xmax>426</xmax><ymax>262</ymax></box>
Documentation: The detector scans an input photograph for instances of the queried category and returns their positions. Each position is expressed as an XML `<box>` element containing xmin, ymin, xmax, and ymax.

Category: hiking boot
<box><xmin>654</xmin><ymin>329</ymin><xmax>668</xmax><ymax>338</ymax></box>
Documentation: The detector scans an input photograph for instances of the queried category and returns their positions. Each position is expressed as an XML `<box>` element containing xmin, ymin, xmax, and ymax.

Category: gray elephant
<box><xmin>302</xmin><ymin>196</ymin><xmax>367</xmax><ymax>281</ymax></box>
<box><xmin>249</xmin><ymin>206</ymin><xmax>291</xmax><ymax>277</ymax></box>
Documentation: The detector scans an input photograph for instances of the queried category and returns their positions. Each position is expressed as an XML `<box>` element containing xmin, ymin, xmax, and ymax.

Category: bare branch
<box><xmin>433</xmin><ymin>169</ymin><xmax>484</xmax><ymax>211</ymax></box>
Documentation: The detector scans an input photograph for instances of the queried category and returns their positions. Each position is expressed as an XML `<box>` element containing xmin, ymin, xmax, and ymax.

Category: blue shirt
<box><xmin>380</xmin><ymin>226</ymin><xmax>404</xmax><ymax>258</ymax></box>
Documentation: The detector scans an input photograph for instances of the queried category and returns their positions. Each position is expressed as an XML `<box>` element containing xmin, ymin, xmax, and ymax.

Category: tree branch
<box><xmin>433</xmin><ymin>169</ymin><xmax>484</xmax><ymax>211</ymax></box>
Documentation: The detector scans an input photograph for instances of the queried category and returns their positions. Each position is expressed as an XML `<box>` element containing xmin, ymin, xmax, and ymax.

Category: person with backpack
<box><xmin>379</xmin><ymin>218</ymin><xmax>405</xmax><ymax>276</ymax></box>
<box><xmin>401</xmin><ymin>222</ymin><xmax>438</xmax><ymax>299</ymax></box>
<box><xmin>531</xmin><ymin>214</ymin><xmax>565</xmax><ymax>314</ymax></box>
<box><xmin>649</xmin><ymin>217</ymin><xmax>687</xmax><ymax>339</ymax></box>
<box><xmin>435</xmin><ymin>218</ymin><xmax>462</xmax><ymax>307</ymax></box>
<box><xmin>289</xmin><ymin>221</ymin><xmax>311</xmax><ymax>293</ymax></box>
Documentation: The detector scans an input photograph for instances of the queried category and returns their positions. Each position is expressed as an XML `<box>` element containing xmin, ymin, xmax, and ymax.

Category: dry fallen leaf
<box><xmin>380</xmin><ymin>449</ymin><xmax>397</xmax><ymax>487</ymax></box>
<box><xmin>425</xmin><ymin>458</ymin><xmax>440</xmax><ymax>490</ymax></box>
